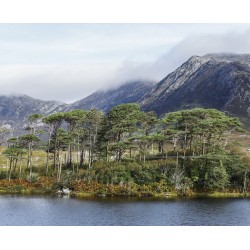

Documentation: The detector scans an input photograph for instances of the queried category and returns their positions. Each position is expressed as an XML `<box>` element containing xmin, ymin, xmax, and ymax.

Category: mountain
<box><xmin>66</xmin><ymin>80</ymin><xmax>155</xmax><ymax>113</ymax></box>
<box><xmin>0</xmin><ymin>81</ymin><xmax>154</xmax><ymax>131</ymax></box>
<box><xmin>0</xmin><ymin>95</ymin><xmax>67</xmax><ymax>129</ymax></box>
<box><xmin>3</xmin><ymin>52</ymin><xmax>250</xmax><ymax>131</ymax></box>
<box><xmin>140</xmin><ymin>53</ymin><xmax>250</xmax><ymax>124</ymax></box>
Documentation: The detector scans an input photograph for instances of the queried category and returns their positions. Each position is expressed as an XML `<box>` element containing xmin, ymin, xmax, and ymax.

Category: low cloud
<box><xmin>149</xmin><ymin>28</ymin><xmax>250</xmax><ymax>79</ymax></box>
<box><xmin>0</xmin><ymin>63</ymin><xmax>118</xmax><ymax>103</ymax></box>
<box><xmin>1</xmin><ymin>27</ymin><xmax>250</xmax><ymax>103</ymax></box>
<box><xmin>103</xmin><ymin>28</ymin><xmax>250</xmax><ymax>87</ymax></box>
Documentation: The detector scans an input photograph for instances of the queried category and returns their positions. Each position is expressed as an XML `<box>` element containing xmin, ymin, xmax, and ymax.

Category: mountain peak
<box><xmin>67</xmin><ymin>80</ymin><xmax>155</xmax><ymax>113</ymax></box>
<box><xmin>204</xmin><ymin>52</ymin><xmax>250</xmax><ymax>64</ymax></box>
<box><xmin>140</xmin><ymin>53</ymin><xmax>250</xmax><ymax>125</ymax></box>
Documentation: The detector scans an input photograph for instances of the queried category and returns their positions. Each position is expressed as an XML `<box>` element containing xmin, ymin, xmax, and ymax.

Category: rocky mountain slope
<box><xmin>0</xmin><ymin>81</ymin><xmax>154</xmax><ymax>130</ymax></box>
<box><xmin>66</xmin><ymin>80</ymin><xmax>154</xmax><ymax>113</ymax></box>
<box><xmin>0</xmin><ymin>95</ymin><xmax>67</xmax><ymax>128</ymax></box>
<box><xmin>140</xmin><ymin>53</ymin><xmax>250</xmax><ymax>124</ymax></box>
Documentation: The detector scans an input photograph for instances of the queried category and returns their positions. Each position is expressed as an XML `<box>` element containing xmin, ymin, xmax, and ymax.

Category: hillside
<box><xmin>0</xmin><ymin>95</ymin><xmax>67</xmax><ymax>128</ymax></box>
<box><xmin>140</xmin><ymin>53</ymin><xmax>250</xmax><ymax>124</ymax></box>
<box><xmin>66</xmin><ymin>80</ymin><xmax>155</xmax><ymax>113</ymax></box>
<box><xmin>0</xmin><ymin>81</ymin><xmax>154</xmax><ymax>130</ymax></box>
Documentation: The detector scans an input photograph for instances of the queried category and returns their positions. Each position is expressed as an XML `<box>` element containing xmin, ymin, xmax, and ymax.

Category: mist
<box><xmin>0</xmin><ymin>25</ymin><xmax>250</xmax><ymax>103</ymax></box>
<box><xmin>96</xmin><ymin>28</ymin><xmax>250</xmax><ymax>92</ymax></box>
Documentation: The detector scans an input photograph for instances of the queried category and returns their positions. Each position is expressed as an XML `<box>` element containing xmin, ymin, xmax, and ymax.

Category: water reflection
<box><xmin>0</xmin><ymin>195</ymin><xmax>249</xmax><ymax>226</ymax></box>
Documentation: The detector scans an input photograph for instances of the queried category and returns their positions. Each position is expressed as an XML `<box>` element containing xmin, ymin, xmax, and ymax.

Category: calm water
<box><xmin>0</xmin><ymin>195</ymin><xmax>249</xmax><ymax>226</ymax></box>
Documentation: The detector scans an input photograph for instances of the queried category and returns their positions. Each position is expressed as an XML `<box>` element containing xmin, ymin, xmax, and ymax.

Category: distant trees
<box><xmin>3</xmin><ymin>138</ymin><xmax>26</xmax><ymax>182</ymax></box>
<box><xmin>43</xmin><ymin>112</ymin><xmax>65</xmax><ymax>170</ymax></box>
<box><xmin>2</xmin><ymin>114</ymin><xmax>43</xmax><ymax>182</ymax></box>
<box><xmin>161</xmin><ymin>108</ymin><xmax>243</xmax><ymax>156</ymax></box>
<box><xmin>241</xmin><ymin>155</ymin><xmax>250</xmax><ymax>193</ymax></box>
<box><xmin>0</xmin><ymin>126</ymin><xmax>12</xmax><ymax>146</ymax></box>
<box><xmin>19</xmin><ymin>134</ymin><xmax>40</xmax><ymax>180</ymax></box>
<box><xmin>63</xmin><ymin>110</ymin><xmax>88</xmax><ymax>171</ymax></box>
<box><xmin>84</xmin><ymin>109</ymin><xmax>104</xmax><ymax>168</ymax></box>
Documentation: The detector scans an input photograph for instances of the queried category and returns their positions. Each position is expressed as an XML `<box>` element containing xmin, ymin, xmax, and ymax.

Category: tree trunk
<box><xmin>243</xmin><ymin>170</ymin><xmax>248</xmax><ymax>194</ymax></box>
<box><xmin>118</xmin><ymin>150</ymin><xmax>122</xmax><ymax>162</ymax></box>
<box><xmin>53</xmin><ymin>139</ymin><xmax>57</xmax><ymax>170</ymax></box>
<box><xmin>161</xmin><ymin>141</ymin><xmax>164</xmax><ymax>154</ymax></box>
<box><xmin>88</xmin><ymin>147</ymin><xmax>91</xmax><ymax>169</ymax></box>
<box><xmin>158</xmin><ymin>142</ymin><xmax>162</xmax><ymax>153</ymax></box>
<box><xmin>57</xmin><ymin>150</ymin><xmax>62</xmax><ymax>182</ymax></box>
<box><xmin>106</xmin><ymin>142</ymin><xmax>109</xmax><ymax>162</ymax></box>
<box><xmin>77</xmin><ymin>135</ymin><xmax>80</xmax><ymax>171</ymax></box>
<box><xmin>67</xmin><ymin>143</ymin><xmax>72</xmax><ymax>168</ymax></box>
<box><xmin>173</xmin><ymin>137</ymin><xmax>177</xmax><ymax>152</ymax></box>
<box><xmin>29</xmin><ymin>142</ymin><xmax>33</xmax><ymax>181</ymax></box>
<box><xmin>176</xmin><ymin>151</ymin><xmax>179</xmax><ymax>168</ymax></box>
<box><xmin>80</xmin><ymin>148</ymin><xmax>84</xmax><ymax>168</ymax></box>
<box><xmin>59</xmin><ymin>153</ymin><xmax>62</xmax><ymax>182</ymax></box>
<box><xmin>13</xmin><ymin>157</ymin><xmax>18</xmax><ymax>172</ymax></box>
<box><xmin>8</xmin><ymin>158</ymin><xmax>13</xmax><ymax>183</ymax></box>
<box><xmin>46</xmin><ymin>131</ymin><xmax>52</xmax><ymax>175</ymax></box>
<box><xmin>27</xmin><ymin>142</ymin><xmax>31</xmax><ymax>170</ymax></box>
<box><xmin>19</xmin><ymin>156</ymin><xmax>23</xmax><ymax>180</ymax></box>
<box><xmin>202</xmin><ymin>133</ymin><xmax>206</xmax><ymax>156</ymax></box>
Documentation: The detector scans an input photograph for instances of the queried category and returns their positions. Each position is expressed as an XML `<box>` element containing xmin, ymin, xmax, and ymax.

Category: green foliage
<box><xmin>19</xmin><ymin>134</ymin><xmax>40</xmax><ymax>145</ymax></box>
<box><xmin>0</xmin><ymin>106</ymin><xmax>249</xmax><ymax>195</ymax></box>
<box><xmin>97</xmin><ymin>103</ymin><xmax>145</xmax><ymax>161</ymax></box>
<box><xmin>43</xmin><ymin>112</ymin><xmax>65</xmax><ymax>125</ymax></box>
<box><xmin>162</xmin><ymin>108</ymin><xmax>244</xmax><ymax>155</ymax></box>
<box><xmin>185</xmin><ymin>156</ymin><xmax>229</xmax><ymax>190</ymax></box>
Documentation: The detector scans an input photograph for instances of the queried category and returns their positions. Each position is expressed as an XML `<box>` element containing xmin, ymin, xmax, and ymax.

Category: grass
<box><xmin>0</xmin><ymin>175</ymin><xmax>247</xmax><ymax>198</ymax></box>
<box><xmin>0</xmin><ymin>134</ymin><xmax>250</xmax><ymax>199</ymax></box>
<box><xmin>0</xmin><ymin>130</ymin><xmax>249</xmax><ymax>169</ymax></box>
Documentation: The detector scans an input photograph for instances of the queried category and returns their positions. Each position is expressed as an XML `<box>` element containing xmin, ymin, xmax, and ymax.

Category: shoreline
<box><xmin>0</xmin><ymin>187</ymin><xmax>249</xmax><ymax>199</ymax></box>
<box><xmin>0</xmin><ymin>178</ymin><xmax>248</xmax><ymax>199</ymax></box>
<box><xmin>71</xmin><ymin>191</ymin><xmax>250</xmax><ymax>198</ymax></box>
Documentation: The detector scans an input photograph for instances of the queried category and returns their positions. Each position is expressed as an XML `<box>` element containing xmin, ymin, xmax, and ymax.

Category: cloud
<box><xmin>1</xmin><ymin>24</ymin><xmax>250</xmax><ymax>103</ymax></box>
<box><xmin>103</xmin><ymin>28</ymin><xmax>250</xmax><ymax>86</ymax></box>
<box><xmin>0</xmin><ymin>63</ymin><xmax>118</xmax><ymax>103</ymax></box>
<box><xmin>3</xmin><ymin>28</ymin><xmax>250</xmax><ymax>103</ymax></box>
<box><xmin>149</xmin><ymin>28</ymin><xmax>250</xmax><ymax>79</ymax></box>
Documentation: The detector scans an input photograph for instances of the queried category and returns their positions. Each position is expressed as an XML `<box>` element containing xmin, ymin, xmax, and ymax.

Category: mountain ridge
<box><xmin>0</xmin><ymin>94</ymin><xmax>67</xmax><ymax>127</ymax></box>
<box><xmin>0</xmin><ymin>80</ymin><xmax>155</xmax><ymax>130</ymax></box>
<box><xmin>66</xmin><ymin>80</ymin><xmax>155</xmax><ymax>113</ymax></box>
<box><xmin>2</xmin><ymin>53</ymin><xmax>250</xmax><ymax>130</ymax></box>
<box><xmin>140</xmin><ymin>53</ymin><xmax>250</xmax><ymax>125</ymax></box>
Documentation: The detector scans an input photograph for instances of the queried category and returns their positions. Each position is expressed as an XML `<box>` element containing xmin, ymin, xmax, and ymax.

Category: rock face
<box><xmin>66</xmin><ymin>80</ymin><xmax>155</xmax><ymax>113</ymax></box>
<box><xmin>0</xmin><ymin>95</ymin><xmax>67</xmax><ymax>128</ymax></box>
<box><xmin>0</xmin><ymin>81</ymin><xmax>154</xmax><ymax>130</ymax></box>
<box><xmin>140</xmin><ymin>53</ymin><xmax>250</xmax><ymax>124</ymax></box>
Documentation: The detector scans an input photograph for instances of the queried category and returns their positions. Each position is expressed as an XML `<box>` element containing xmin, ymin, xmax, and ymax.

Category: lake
<box><xmin>0</xmin><ymin>195</ymin><xmax>249</xmax><ymax>226</ymax></box>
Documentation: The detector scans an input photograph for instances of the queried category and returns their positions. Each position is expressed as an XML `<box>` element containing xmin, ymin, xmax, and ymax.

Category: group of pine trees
<box><xmin>1</xmin><ymin>103</ymin><xmax>250</xmax><ymax>194</ymax></box>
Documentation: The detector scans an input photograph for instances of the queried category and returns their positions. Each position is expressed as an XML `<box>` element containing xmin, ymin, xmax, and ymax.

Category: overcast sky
<box><xmin>1</xmin><ymin>23</ymin><xmax>250</xmax><ymax>103</ymax></box>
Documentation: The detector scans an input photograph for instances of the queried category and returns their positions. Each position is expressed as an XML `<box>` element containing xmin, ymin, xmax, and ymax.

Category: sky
<box><xmin>1</xmin><ymin>23</ymin><xmax>250</xmax><ymax>103</ymax></box>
